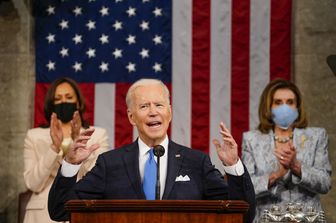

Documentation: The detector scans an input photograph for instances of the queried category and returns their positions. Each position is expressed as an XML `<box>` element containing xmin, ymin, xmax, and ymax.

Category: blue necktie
<box><xmin>143</xmin><ymin>149</ymin><xmax>157</xmax><ymax>200</ymax></box>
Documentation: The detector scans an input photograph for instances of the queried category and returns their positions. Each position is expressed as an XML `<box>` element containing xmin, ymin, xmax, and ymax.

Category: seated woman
<box><xmin>23</xmin><ymin>77</ymin><xmax>109</xmax><ymax>223</ymax></box>
<box><xmin>242</xmin><ymin>79</ymin><xmax>331</xmax><ymax>222</ymax></box>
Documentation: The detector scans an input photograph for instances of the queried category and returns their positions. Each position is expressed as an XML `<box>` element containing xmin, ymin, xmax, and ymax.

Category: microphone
<box><xmin>153</xmin><ymin>145</ymin><xmax>165</xmax><ymax>200</ymax></box>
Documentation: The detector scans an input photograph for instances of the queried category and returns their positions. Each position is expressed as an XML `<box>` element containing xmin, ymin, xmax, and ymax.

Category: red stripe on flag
<box><xmin>115</xmin><ymin>83</ymin><xmax>133</xmax><ymax>148</ymax></box>
<box><xmin>34</xmin><ymin>83</ymin><xmax>50</xmax><ymax>127</ymax></box>
<box><xmin>270</xmin><ymin>0</ymin><xmax>292</xmax><ymax>80</ymax></box>
<box><xmin>231</xmin><ymin>0</ymin><xmax>250</xmax><ymax>156</ymax></box>
<box><xmin>191</xmin><ymin>0</ymin><xmax>210</xmax><ymax>153</ymax></box>
<box><xmin>78</xmin><ymin>83</ymin><xmax>95</xmax><ymax>126</ymax></box>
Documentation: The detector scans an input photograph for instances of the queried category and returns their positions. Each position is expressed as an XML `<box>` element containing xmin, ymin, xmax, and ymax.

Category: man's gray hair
<box><xmin>126</xmin><ymin>78</ymin><xmax>170</xmax><ymax>109</ymax></box>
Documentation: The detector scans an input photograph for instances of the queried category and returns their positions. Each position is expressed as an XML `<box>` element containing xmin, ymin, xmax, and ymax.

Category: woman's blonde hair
<box><xmin>258</xmin><ymin>79</ymin><xmax>308</xmax><ymax>133</ymax></box>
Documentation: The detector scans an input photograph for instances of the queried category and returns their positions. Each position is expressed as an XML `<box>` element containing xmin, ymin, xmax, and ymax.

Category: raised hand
<box><xmin>212</xmin><ymin>122</ymin><xmax>239</xmax><ymax>166</ymax></box>
<box><xmin>64</xmin><ymin>128</ymin><xmax>100</xmax><ymax>164</ymax></box>
<box><xmin>50</xmin><ymin>113</ymin><xmax>63</xmax><ymax>153</ymax></box>
<box><xmin>71</xmin><ymin>111</ymin><xmax>82</xmax><ymax>140</ymax></box>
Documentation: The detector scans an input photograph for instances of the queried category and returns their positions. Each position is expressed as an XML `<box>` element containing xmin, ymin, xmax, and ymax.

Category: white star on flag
<box><xmin>126</xmin><ymin>7</ymin><xmax>136</xmax><ymax>17</ymax></box>
<box><xmin>46</xmin><ymin>61</ymin><xmax>56</xmax><ymax>71</ymax></box>
<box><xmin>72</xmin><ymin>62</ymin><xmax>82</xmax><ymax>72</ymax></box>
<box><xmin>59</xmin><ymin>47</ymin><xmax>69</xmax><ymax>57</ymax></box>
<box><xmin>100</xmin><ymin>6</ymin><xmax>109</xmax><ymax>16</ymax></box>
<box><xmin>86</xmin><ymin>20</ymin><xmax>96</xmax><ymax>30</ymax></box>
<box><xmin>126</xmin><ymin>35</ymin><xmax>136</xmax><ymax>45</ymax></box>
<box><xmin>46</xmin><ymin>33</ymin><xmax>55</xmax><ymax>43</ymax></box>
<box><xmin>153</xmin><ymin>35</ymin><xmax>162</xmax><ymax>45</ymax></box>
<box><xmin>153</xmin><ymin>7</ymin><xmax>162</xmax><ymax>17</ymax></box>
<box><xmin>59</xmin><ymin>19</ymin><xmax>69</xmax><ymax>29</ymax></box>
<box><xmin>153</xmin><ymin>62</ymin><xmax>162</xmax><ymax>72</ymax></box>
<box><xmin>113</xmin><ymin>20</ymin><xmax>123</xmax><ymax>31</ymax></box>
<box><xmin>72</xmin><ymin>34</ymin><xmax>82</xmax><ymax>44</ymax></box>
<box><xmin>99</xmin><ymin>62</ymin><xmax>109</xmax><ymax>72</ymax></box>
<box><xmin>99</xmin><ymin>34</ymin><xmax>109</xmax><ymax>44</ymax></box>
<box><xmin>126</xmin><ymin>62</ymin><xmax>136</xmax><ymax>72</ymax></box>
<box><xmin>139</xmin><ymin>21</ymin><xmax>149</xmax><ymax>31</ymax></box>
<box><xmin>139</xmin><ymin>48</ymin><xmax>149</xmax><ymax>58</ymax></box>
<box><xmin>46</xmin><ymin>6</ymin><xmax>55</xmax><ymax>15</ymax></box>
<box><xmin>86</xmin><ymin>48</ymin><xmax>96</xmax><ymax>58</ymax></box>
<box><xmin>112</xmin><ymin>48</ymin><xmax>123</xmax><ymax>59</ymax></box>
<box><xmin>73</xmin><ymin>6</ymin><xmax>82</xmax><ymax>16</ymax></box>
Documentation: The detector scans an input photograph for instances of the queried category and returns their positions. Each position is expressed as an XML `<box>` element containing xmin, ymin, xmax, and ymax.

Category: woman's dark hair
<box><xmin>258</xmin><ymin>79</ymin><xmax>308</xmax><ymax>133</ymax></box>
<box><xmin>42</xmin><ymin>77</ymin><xmax>90</xmax><ymax>128</ymax></box>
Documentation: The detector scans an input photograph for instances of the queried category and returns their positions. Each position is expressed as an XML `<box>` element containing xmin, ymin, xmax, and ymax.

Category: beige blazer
<box><xmin>23</xmin><ymin>127</ymin><xmax>109</xmax><ymax>223</ymax></box>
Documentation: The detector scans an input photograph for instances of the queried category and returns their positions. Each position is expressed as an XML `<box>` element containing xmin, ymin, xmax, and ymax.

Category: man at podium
<box><xmin>48</xmin><ymin>79</ymin><xmax>256</xmax><ymax>222</ymax></box>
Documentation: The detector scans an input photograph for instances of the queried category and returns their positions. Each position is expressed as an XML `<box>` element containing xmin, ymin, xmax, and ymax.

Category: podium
<box><xmin>65</xmin><ymin>200</ymin><xmax>249</xmax><ymax>223</ymax></box>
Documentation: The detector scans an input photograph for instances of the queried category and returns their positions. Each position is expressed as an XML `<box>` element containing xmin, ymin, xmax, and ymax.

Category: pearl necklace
<box><xmin>274</xmin><ymin>133</ymin><xmax>293</xmax><ymax>143</ymax></box>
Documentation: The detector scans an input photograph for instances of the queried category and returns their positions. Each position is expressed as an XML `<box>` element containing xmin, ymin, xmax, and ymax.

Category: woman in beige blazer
<box><xmin>23</xmin><ymin>77</ymin><xmax>109</xmax><ymax>223</ymax></box>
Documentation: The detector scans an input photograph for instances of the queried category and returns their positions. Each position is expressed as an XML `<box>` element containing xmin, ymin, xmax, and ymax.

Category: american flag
<box><xmin>34</xmin><ymin>0</ymin><xmax>291</xmax><ymax>172</ymax></box>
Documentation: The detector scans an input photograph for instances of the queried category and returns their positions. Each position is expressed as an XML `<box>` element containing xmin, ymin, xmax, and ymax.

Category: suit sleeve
<box><xmin>48</xmin><ymin>154</ymin><xmax>107</xmax><ymax>221</ymax></box>
<box><xmin>202</xmin><ymin>155</ymin><xmax>256</xmax><ymax>223</ymax></box>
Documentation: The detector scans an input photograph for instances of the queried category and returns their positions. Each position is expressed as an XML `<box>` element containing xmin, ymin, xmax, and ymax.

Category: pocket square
<box><xmin>175</xmin><ymin>175</ymin><xmax>190</xmax><ymax>182</ymax></box>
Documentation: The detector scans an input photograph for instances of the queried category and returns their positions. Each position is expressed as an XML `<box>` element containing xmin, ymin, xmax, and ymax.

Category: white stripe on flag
<box><xmin>210</xmin><ymin>0</ymin><xmax>232</xmax><ymax>173</ymax></box>
<box><xmin>250</xmin><ymin>0</ymin><xmax>271</xmax><ymax>130</ymax></box>
<box><xmin>171</xmin><ymin>0</ymin><xmax>192</xmax><ymax>147</ymax></box>
<box><xmin>94</xmin><ymin>83</ymin><xmax>115</xmax><ymax>149</ymax></box>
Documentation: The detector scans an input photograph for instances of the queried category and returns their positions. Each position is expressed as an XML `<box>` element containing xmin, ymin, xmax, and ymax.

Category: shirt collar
<box><xmin>138</xmin><ymin>135</ymin><xmax>169</xmax><ymax>157</ymax></box>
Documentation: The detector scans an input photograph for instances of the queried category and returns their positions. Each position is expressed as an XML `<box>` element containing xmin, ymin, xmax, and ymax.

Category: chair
<box><xmin>17</xmin><ymin>190</ymin><xmax>32</xmax><ymax>223</ymax></box>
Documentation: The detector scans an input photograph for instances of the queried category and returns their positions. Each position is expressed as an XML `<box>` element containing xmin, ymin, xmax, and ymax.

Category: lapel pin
<box><xmin>175</xmin><ymin>154</ymin><xmax>181</xmax><ymax>158</ymax></box>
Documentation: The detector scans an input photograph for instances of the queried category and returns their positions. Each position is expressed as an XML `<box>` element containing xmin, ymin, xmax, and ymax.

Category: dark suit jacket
<box><xmin>48</xmin><ymin>140</ymin><xmax>256</xmax><ymax>222</ymax></box>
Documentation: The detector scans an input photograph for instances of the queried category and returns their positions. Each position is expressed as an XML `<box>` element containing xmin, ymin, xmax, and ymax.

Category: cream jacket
<box><xmin>23</xmin><ymin>127</ymin><xmax>109</xmax><ymax>223</ymax></box>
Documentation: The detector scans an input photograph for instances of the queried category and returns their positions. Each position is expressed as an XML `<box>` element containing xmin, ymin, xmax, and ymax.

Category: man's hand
<box><xmin>212</xmin><ymin>122</ymin><xmax>239</xmax><ymax>166</ymax></box>
<box><xmin>50</xmin><ymin>113</ymin><xmax>63</xmax><ymax>153</ymax></box>
<box><xmin>64</xmin><ymin>128</ymin><xmax>100</xmax><ymax>164</ymax></box>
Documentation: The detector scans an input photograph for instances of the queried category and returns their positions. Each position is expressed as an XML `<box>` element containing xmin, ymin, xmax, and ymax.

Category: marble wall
<box><xmin>0</xmin><ymin>0</ymin><xmax>335</xmax><ymax>222</ymax></box>
<box><xmin>0</xmin><ymin>0</ymin><xmax>34</xmax><ymax>222</ymax></box>
<box><xmin>293</xmin><ymin>1</ymin><xmax>336</xmax><ymax>222</ymax></box>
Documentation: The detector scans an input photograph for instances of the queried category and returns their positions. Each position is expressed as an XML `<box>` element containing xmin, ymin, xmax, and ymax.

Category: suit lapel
<box><xmin>123</xmin><ymin>141</ymin><xmax>145</xmax><ymax>199</ymax></box>
<box><xmin>162</xmin><ymin>141</ymin><xmax>183</xmax><ymax>199</ymax></box>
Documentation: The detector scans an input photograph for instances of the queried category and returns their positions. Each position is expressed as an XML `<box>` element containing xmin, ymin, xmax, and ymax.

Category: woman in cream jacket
<box><xmin>23</xmin><ymin>77</ymin><xmax>109</xmax><ymax>223</ymax></box>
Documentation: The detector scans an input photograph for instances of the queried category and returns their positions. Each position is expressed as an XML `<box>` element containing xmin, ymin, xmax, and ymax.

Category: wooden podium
<box><xmin>65</xmin><ymin>200</ymin><xmax>249</xmax><ymax>223</ymax></box>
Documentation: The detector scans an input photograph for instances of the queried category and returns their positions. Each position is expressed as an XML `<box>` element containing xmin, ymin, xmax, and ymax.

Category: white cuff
<box><xmin>222</xmin><ymin>159</ymin><xmax>244</xmax><ymax>176</ymax></box>
<box><xmin>61</xmin><ymin>159</ymin><xmax>81</xmax><ymax>177</ymax></box>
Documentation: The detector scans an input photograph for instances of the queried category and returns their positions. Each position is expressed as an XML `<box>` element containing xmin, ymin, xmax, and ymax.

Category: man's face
<box><xmin>127</xmin><ymin>84</ymin><xmax>172</xmax><ymax>147</ymax></box>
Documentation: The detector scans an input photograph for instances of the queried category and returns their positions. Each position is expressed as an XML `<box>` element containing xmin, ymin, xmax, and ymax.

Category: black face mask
<box><xmin>53</xmin><ymin>102</ymin><xmax>77</xmax><ymax>123</ymax></box>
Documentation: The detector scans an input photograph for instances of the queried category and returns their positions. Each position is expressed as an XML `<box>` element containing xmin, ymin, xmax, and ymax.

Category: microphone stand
<box><xmin>153</xmin><ymin>145</ymin><xmax>165</xmax><ymax>200</ymax></box>
<box><xmin>155</xmin><ymin>155</ymin><xmax>161</xmax><ymax>200</ymax></box>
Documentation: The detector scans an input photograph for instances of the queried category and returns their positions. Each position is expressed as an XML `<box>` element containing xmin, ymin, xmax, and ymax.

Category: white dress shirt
<box><xmin>138</xmin><ymin>136</ymin><xmax>168</xmax><ymax>199</ymax></box>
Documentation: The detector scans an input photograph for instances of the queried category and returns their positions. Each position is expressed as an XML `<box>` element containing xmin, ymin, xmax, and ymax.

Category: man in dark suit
<box><xmin>48</xmin><ymin>79</ymin><xmax>256</xmax><ymax>222</ymax></box>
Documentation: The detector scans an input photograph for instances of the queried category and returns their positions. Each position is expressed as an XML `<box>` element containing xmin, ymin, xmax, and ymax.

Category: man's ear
<box><xmin>127</xmin><ymin>109</ymin><xmax>136</xmax><ymax>126</ymax></box>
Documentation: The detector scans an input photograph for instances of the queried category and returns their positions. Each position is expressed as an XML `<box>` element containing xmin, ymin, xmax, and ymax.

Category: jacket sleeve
<box><xmin>202</xmin><ymin>154</ymin><xmax>256</xmax><ymax>223</ymax></box>
<box><xmin>292</xmin><ymin>128</ymin><xmax>332</xmax><ymax>194</ymax></box>
<box><xmin>23</xmin><ymin>129</ymin><xmax>62</xmax><ymax>192</ymax></box>
<box><xmin>48</xmin><ymin>154</ymin><xmax>107</xmax><ymax>221</ymax></box>
<box><xmin>77</xmin><ymin>127</ymin><xmax>109</xmax><ymax>179</ymax></box>
<box><xmin>241</xmin><ymin>132</ymin><xmax>271</xmax><ymax>197</ymax></box>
